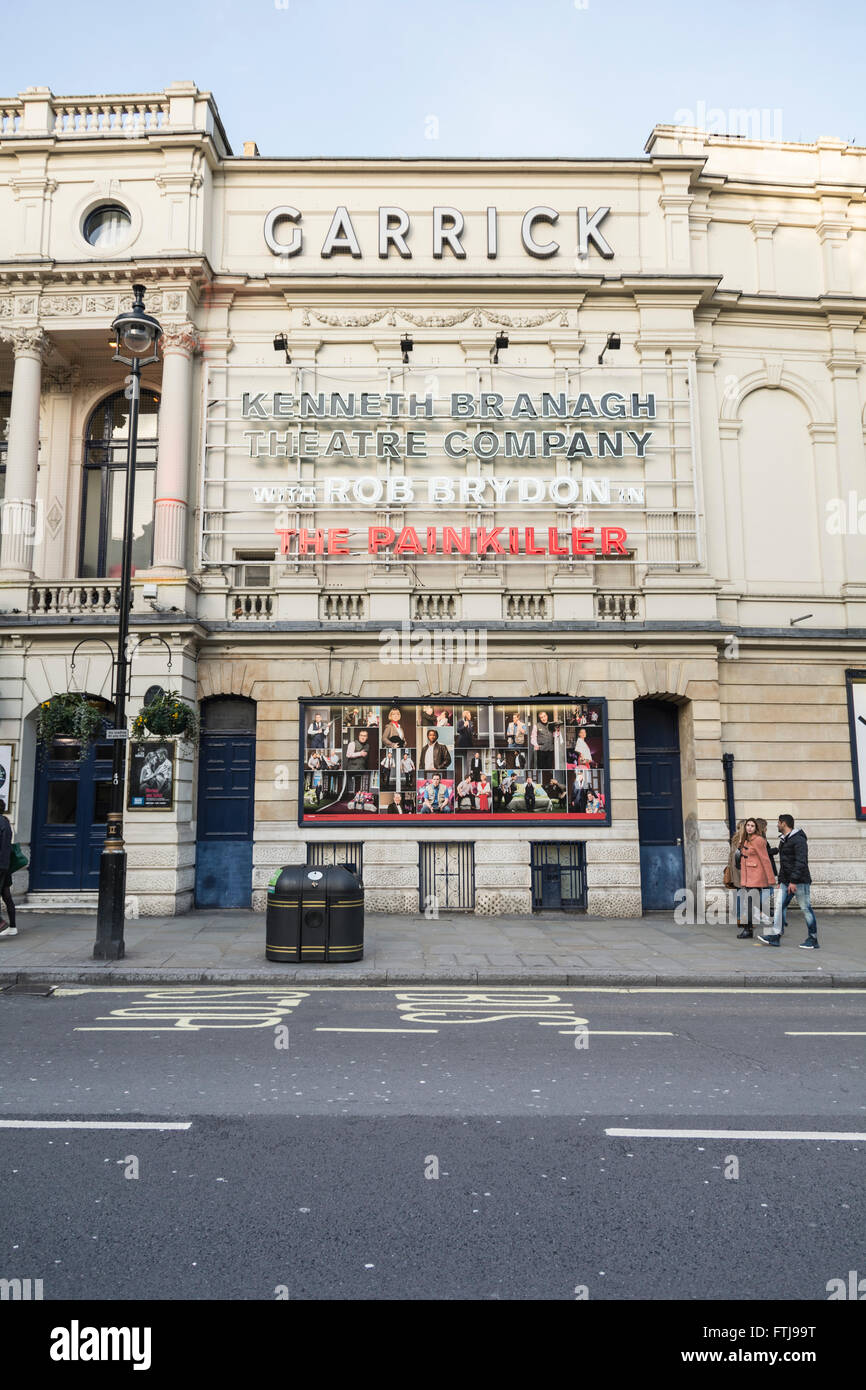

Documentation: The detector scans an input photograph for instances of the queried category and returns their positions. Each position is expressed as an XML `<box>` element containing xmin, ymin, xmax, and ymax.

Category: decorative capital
<box><xmin>0</xmin><ymin>326</ymin><xmax>50</xmax><ymax>360</ymax></box>
<box><xmin>160</xmin><ymin>322</ymin><xmax>200</xmax><ymax>357</ymax></box>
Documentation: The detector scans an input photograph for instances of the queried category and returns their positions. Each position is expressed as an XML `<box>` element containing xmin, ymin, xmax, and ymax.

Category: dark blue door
<box><xmin>30</xmin><ymin>722</ymin><xmax>115</xmax><ymax>893</ymax></box>
<box><xmin>634</xmin><ymin>700</ymin><xmax>685</xmax><ymax>911</ymax></box>
<box><xmin>195</xmin><ymin>698</ymin><xmax>256</xmax><ymax>908</ymax></box>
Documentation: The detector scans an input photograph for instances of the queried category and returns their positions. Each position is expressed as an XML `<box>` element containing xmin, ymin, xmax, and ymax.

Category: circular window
<box><xmin>82</xmin><ymin>204</ymin><xmax>131</xmax><ymax>250</ymax></box>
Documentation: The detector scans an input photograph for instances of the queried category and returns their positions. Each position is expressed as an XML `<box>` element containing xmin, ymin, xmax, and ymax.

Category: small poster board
<box><xmin>0</xmin><ymin>744</ymin><xmax>12</xmax><ymax>807</ymax></box>
<box><xmin>127</xmin><ymin>741</ymin><xmax>175</xmax><ymax>810</ymax></box>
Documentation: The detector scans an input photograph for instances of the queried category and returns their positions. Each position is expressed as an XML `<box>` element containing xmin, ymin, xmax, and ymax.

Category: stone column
<box><xmin>152</xmin><ymin>322</ymin><xmax>199</xmax><ymax>572</ymax></box>
<box><xmin>0</xmin><ymin>326</ymin><xmax>47</xmax><ymax>574</ymax></box>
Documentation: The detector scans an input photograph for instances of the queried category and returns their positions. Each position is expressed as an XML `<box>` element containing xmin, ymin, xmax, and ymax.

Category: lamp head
<box><xmin>110</xmin><ymin>284</ymin><xmax>162</xmax><ymax>364</ymax></box>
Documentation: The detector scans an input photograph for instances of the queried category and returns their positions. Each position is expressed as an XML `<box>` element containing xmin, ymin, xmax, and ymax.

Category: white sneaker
<box><xmin>0</xmin><ymin>925</ymin><xmax>18</xmax><ymax>938</ymax></box>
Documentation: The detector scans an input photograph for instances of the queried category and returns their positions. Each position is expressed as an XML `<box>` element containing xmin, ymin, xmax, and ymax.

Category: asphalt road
<box><xmin>1</xmin><ymin>986</ymin><xmax>864</xmax><ymax>1301</ymax></box>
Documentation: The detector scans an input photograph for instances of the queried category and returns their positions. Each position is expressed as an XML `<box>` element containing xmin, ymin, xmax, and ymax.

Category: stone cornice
<box><xmin>0</xmin><ymin>256</ymin><xmax>212</xmax><ymax>288</ymax></box>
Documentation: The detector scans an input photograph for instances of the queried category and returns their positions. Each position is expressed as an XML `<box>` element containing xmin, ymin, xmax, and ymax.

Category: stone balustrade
<box><xmin>597</xmin><ymin>592</ymin><xmax>643</xmax><ymax>620</ymax></box>
<box><xmin>229</xmin><ymin>590</ymin><xmax>274</xmax><ymax>620</ymax></box>
<box><xmin>30</xmin><ymin>583</ymin><xmax>122</xmax><ymax>615</ymax></box>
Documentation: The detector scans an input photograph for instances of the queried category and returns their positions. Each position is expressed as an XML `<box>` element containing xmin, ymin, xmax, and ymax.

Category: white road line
<box><xmin>606</xmin><ymin>1128</ymin><xmax>866</xmax><ymax>1142</ymax></box>
<box><xmin>785</xmin><ymin>1031</ymin><xmax>866</xmax><ymax>1036</ymax></box>
<box><xmin>556</xmin><ymin>1029</ymin><xmax>676</xmax><ymax>1036</ymax></box>
<box><xmin>314</xmin><ymin>1027</ymin><xmax>439</xmax><ymax>1034</ymax></box>
<box><xmin>0</xmin><ymin>1120</ymin><xmax>192</xmax><ymax>1131</ymax></box>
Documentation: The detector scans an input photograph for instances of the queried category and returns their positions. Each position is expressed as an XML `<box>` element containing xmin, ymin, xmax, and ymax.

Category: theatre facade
<box><xmin>1</xmin><ymin>82</ymin><xmax>865</xmax><ymax>918</ymax></box>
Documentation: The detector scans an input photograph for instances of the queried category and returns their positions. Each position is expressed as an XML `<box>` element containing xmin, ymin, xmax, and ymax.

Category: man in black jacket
<box><xmin>758</xmin><ymin>814</ymin><xmax>819</xmax><ymax>949</ymax></box>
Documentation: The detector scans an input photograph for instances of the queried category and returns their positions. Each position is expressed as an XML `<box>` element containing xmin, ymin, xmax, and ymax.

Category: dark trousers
<box><xmin>1</xmin><ymin>872</ymin><xmax>16</xmax><ymax>930</ymax></box>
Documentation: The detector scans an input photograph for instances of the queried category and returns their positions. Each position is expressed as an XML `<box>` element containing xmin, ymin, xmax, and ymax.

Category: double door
<box><xmin>31</xmin><ymin>736</ymin><xmax>115</xmax><ymax>891</ymax></box>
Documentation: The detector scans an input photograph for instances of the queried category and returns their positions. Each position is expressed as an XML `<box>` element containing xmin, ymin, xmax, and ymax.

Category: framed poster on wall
<box><xmin>299</xmin><ymin>697</ymin><xmax>611</xmax><ymax>827</ymax></box>
<box><xmin>0</xmin><ymin>744</ymin><xmax>13</xmax><ymax>807</ymax></box>
<box><xmin>127</xmin><ymin>741</ymin><xmax>175</xmax><ymax>810</ymax></box>
<box><xmin>846</xmin><ymin>670</ymin><xmax>866</xmax><ymax>820</ymax></box>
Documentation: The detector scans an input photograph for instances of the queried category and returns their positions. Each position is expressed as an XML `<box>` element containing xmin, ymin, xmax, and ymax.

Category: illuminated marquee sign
<box><xmin>200</xmin><ymin>365</ymin><xmax>700</xmax><ymax>570</ymax></box>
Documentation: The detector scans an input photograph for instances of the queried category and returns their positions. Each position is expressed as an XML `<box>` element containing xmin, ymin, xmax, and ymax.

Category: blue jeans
<box><xmin>773</xmin><ymin>882</ymin><xmax>818</xmax><ymax>936</ymax></box>
<box><xmin>737</xmin><ymin>887</ymin><xmax>773</xmax><ymax>924</ymax></box>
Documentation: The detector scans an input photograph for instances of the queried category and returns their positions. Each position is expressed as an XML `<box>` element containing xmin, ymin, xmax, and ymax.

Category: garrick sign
<box><xmin>263</xmin><ymin>204</ymin><xmax>614</xmax><ymax>261</ymax></box>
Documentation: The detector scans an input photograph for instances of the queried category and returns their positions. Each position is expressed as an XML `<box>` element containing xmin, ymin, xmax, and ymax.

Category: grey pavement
<box><xmin>0</xmin><ymin>905</ymin><xmax>864</xmax><ymax>985</ymax></box>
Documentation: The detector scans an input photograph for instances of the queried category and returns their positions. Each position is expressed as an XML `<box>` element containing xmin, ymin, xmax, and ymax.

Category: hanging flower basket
<box><xmin>132</xmin><ymin>691</ymin><xmax>198</xmax><ymax>743</ymax></box>
<box><xmin>36</xmin><ymin>693</ymin><xmax>107</xmax><ymax>754</ymax></box>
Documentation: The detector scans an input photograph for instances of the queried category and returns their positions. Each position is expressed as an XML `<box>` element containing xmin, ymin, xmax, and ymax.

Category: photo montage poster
<box><xmin>301</xmin><ymin>700</ymin><xmax>609</xmax><ymax>822</ymax></box>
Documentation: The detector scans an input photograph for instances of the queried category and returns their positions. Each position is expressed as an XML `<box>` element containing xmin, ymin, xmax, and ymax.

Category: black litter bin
<box><xmin>266</xmin><ymin>863</ymin><xmax>364</xmax><ymax>962</ymax></box>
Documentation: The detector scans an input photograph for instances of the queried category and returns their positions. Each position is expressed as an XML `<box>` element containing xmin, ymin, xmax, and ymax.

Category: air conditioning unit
<box><xmin>234</xmin><ymin>552</ymin><xmax>275</xmax><ymax>588</ymax></box>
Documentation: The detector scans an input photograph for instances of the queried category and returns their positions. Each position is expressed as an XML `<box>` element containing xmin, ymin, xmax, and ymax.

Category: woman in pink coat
<box><xmin>735</xmin><ymin>817</ymin><xmax>776</xmax><ymax>938</ymax></box>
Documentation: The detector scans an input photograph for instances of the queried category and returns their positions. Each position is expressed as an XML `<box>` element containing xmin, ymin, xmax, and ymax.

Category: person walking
<box><xmin>758</xmin><ymin>814</ymin><xmax>820</xmax><ymax>949</ymax></box>
<box><xmin>734</xmin><ymin>817</ymin><xmax>775</xmax><ymax>938</ymax></box>
<box><xmin>0</xmin><ymin>800</ymin><xmax>17</xmax><ymax>939</ymax></box>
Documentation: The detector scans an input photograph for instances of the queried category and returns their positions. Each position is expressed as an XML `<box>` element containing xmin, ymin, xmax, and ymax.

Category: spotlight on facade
<box><xmin>598</xmin><ymin>332</ymin><xmax>621</xmax><ymax>366</ymax></box>
<box><xmin>789</xmin><ymin>613</ymin><xmax>813</xmax><ymax>626</ymax></box>
<box><xmin>273</xmin><ymin>332</ymin><xmax>291</xmax><ymax>364</ymax></box>
<box><xmin>400</xmin><ymin>335</ymin><xmax>414</xmax><ymax>364</ymax></box>
<box><xmin>492</xmin><ymin>332</ymin><xmax>510</xmax><ymax>365</ymax></box>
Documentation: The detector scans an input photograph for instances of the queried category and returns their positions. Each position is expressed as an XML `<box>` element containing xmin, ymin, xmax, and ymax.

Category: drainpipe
<box><xmin>721</xmin><ymin>753</ymin><xmax>736</xmax><ymax>837</ymax></box>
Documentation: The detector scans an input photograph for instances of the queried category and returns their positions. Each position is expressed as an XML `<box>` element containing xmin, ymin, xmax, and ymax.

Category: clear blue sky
<box><xmin>1</xmin><ymin>0</ymin><xmax>862</xmax><ymax>157</ymax></box>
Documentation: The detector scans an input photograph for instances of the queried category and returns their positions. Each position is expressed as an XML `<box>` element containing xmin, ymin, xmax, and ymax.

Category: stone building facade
<box><xmin>0</xmin><ymin>83</ymin><xmax>864</xmax><ymax>918</ymax></box>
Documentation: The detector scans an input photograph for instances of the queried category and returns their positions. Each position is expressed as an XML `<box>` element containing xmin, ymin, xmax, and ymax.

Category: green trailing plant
<box><xmin>36</xmin><ymin>693</ymin><xmax>107</xmax><ymax>754</ymax></box>
<box><xmin>132</xmin><ymin>691</ymin><xmax>198</xmax><ymax>743</ymax></box>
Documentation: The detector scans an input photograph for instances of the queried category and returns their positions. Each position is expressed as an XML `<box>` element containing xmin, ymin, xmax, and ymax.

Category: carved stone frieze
<box><xmin>84</xmin><ymin>295</ymin><xmax>119</xmax><ymax>314</ymax></box>
<box><xmin>41</xmin><ymin>295</ymin><xmax>83</xmax><ymax>316</ymax></box>
<box><xmin>299</xmin><ymin>305</ymin><xmax>571</xmax><ymax>330</ymax></box>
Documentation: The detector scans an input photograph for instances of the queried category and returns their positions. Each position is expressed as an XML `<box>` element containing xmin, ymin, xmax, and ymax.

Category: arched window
<box><xmin>79</xmin><ymin>388</ymin><xmax>159</xmax><ymax>578</ymax></box>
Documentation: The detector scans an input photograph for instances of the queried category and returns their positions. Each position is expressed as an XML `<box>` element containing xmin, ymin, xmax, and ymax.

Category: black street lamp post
<box><xmin>94</xmin><ymin>284</ymin><xmax>162</xmax><ymax>961</ymax></box>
